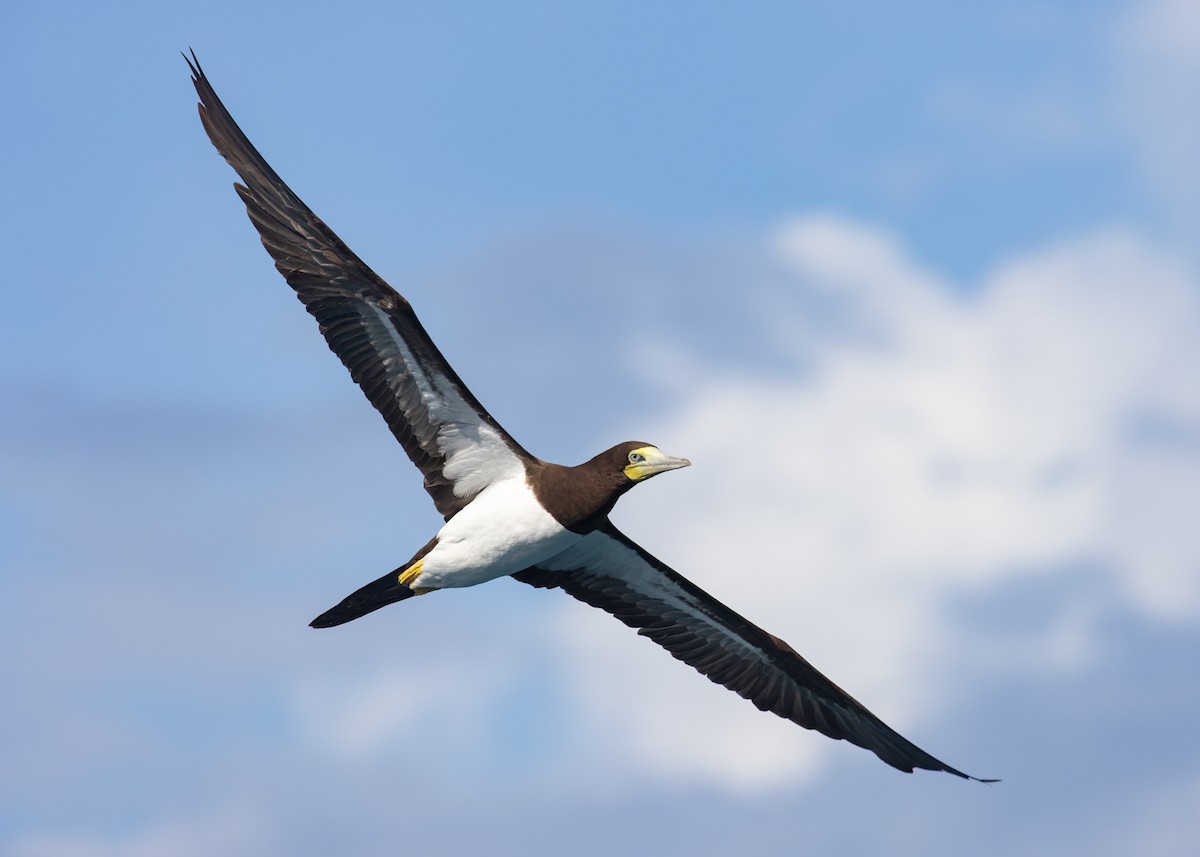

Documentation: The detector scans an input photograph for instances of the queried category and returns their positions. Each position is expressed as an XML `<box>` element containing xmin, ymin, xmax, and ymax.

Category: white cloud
<box><xmin>541</xmin><ymin>214</ymin><xmax>1200</xmax><ymax>791</ymax></box>
<box><xmin>291</xmin><ymin>656</ymin><xmax>516</xmax><ymax>762</ymax></box>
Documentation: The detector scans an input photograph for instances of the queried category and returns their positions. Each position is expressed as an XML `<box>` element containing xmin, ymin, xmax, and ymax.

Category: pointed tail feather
<box><xmin>310</xmin><ymin>568</ymin><xmax>418</xmax><ymax>628</ymax></box>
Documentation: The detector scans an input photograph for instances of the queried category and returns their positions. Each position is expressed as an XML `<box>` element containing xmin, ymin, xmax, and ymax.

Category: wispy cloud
<box><xmin>1113</xmin><ymin>0</ymin><xmax>1200</xmax><ymax>238</ymax></box>
<box><xmin>5</xmin><ymin>799</ymin><xmax>276</xmax><ymax>857</ymax></box>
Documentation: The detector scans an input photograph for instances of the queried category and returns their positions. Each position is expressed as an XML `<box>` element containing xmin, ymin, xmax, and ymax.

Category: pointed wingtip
<box><xmin>940</xmin><ymin>764</ymin><xmax>1000</xmax><ymax>784</ymax></box>
<box><xmin>940</xmin><ymin>765</ymin><xmax>1000</xmax><ymax>784</ymax></box>
<box><xmin>182</xmin><ymin>47</ymin><xmax>203</xmax><ymax>80</ymax></box>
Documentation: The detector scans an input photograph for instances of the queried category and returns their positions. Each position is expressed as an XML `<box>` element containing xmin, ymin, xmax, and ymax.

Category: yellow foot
<box><xmin>398</xmin><ymin>559</ymin><xmax>433</xmax><ymax>594</ymax></box>
<box><xmin>397</xmin><ymin>559</ymin><xmax>423</xmax><ymax>587</ymax></box>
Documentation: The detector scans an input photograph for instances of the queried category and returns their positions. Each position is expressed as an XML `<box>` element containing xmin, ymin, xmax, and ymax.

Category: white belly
<box><xmin>413</xmin><ymin>477</ymin><xmax>581</xmax><ymax>589</ymax></box>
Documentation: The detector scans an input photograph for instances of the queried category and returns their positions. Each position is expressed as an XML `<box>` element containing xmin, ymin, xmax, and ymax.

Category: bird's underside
<box><xmin>187</xmin><ymin>50</ymin><xmax>994</xmax><ymax>782</ymax></box>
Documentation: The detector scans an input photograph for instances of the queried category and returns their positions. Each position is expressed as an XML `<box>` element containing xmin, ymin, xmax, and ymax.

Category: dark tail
<box><xmin>310</xmin><ymin>568</ymin><xmax>418</xmax><ymax>628</ymax></box>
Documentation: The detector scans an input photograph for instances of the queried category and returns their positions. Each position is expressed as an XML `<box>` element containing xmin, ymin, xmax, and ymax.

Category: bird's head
<box><xmin>615</xmin><ymin>441</ymin><xmax>691</xmax><ymax>483</ymax></box>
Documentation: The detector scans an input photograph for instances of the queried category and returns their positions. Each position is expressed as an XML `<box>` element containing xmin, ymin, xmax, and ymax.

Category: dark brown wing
<box><xmin>514</xmin><ymin>522</ymin><xmax>994</xmax><ymax>780</ymax></box>
<box><xmin>187</xmin><ymin>52</ymin><xmax>532</xmax><ymax>519</ymax></box>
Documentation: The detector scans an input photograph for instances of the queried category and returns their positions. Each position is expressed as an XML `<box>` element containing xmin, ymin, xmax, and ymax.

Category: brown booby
<box><xmin>188</xmin><ymin>52</ymin><xmax>993</xmax><ymax>781</ymax></box>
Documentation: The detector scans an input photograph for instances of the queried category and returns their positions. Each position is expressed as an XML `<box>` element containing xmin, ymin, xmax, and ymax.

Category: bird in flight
<box><xmin>187</xmin><ymin>52</ymin><xmax>993</xmax><ymax>781</ymax></box>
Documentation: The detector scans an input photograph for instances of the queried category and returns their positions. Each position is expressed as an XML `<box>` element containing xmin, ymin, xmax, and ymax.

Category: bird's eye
<box><xmin>629</xmin><ymin>451</ymin><xmax>645</xmax><ymax>464</ymax></box>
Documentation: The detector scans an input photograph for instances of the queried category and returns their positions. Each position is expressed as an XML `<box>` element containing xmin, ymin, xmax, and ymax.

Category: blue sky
<box><xmin>4</xmin><ymin>2</ymin><xmax>1200</xmax><ymax>855</ymax></box>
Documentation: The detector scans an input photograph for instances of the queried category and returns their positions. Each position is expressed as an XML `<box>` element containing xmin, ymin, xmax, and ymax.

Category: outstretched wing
<box><xmin>187</xmin><ymin>53</ymin><xmax>532</xmax><ymax>519</ymax></box>
<box><xmin>514</xmin><ymin>523</ymin><xmax>993</xmax><ymax>780</ymax></box>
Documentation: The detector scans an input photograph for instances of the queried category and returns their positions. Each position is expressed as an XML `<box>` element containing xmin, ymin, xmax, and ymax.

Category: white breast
<box><xmin>414</xmin><ymin>477</ymin><xmax>581</xmax><ymax>589</ymax></box>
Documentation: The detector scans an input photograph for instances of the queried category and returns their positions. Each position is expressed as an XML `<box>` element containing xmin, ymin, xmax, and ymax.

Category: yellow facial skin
<box><xmin>624</xmin><ymin>446</ymin><xmax>692</xmax><ymax>481</ymax></box>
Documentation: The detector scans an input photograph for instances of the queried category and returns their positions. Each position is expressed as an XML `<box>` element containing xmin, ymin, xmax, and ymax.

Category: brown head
<box><xmin>605</xmin><ymin>441</ymin><xmax>692</xmax><ymax>484</ymax></box>
<box><xmin>531</xmin><ymin>442</ymin><xmax>691</xmax><ymax>534</ymax></box>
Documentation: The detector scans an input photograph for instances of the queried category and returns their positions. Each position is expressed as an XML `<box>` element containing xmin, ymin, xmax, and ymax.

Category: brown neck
<box><xmin>527</xmin><ymin>459</ymin><xmax>632</xmax><ymax>534</ymax></box>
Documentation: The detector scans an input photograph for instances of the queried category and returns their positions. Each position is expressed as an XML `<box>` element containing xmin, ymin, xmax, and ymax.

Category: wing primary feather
<box><xmin>187</xmin><ymin>52</ymin><xmax>533</xmax><ymax>518</ymax></box>
<box><xmin>514</xmin><ymin>524</ymin><xmax>997</xmax><ymax>782</ymax></box>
